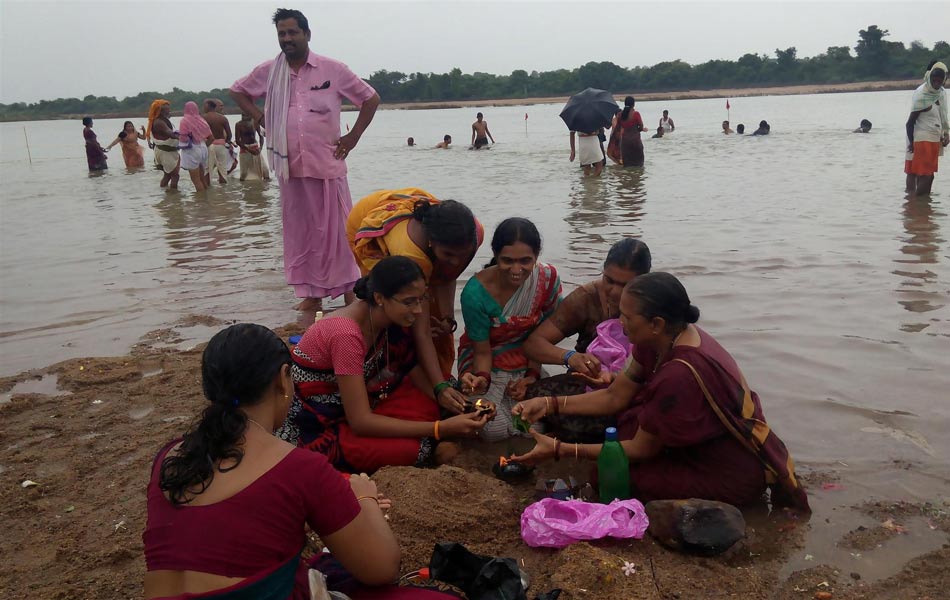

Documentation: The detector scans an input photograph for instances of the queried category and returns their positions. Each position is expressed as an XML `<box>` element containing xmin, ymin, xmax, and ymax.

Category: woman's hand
<box><xmin>437</xmin><ymin>386</ymin><xmax>467</xmax><ymax>414</ymax></box>
<box><xmin>511</xmin><ymin>396</ymin><xmax>549</xmax><ymax>424</ymax></box>
<box><xmin>506</xmin><ymin>376</ymin><xmax>536</xmax><ymax>402</ymax></box>
<box><xmin>440</xmin><ymin>412</ymin><xmax>489</xmax><ymax>438</ymax></box>
<box><xmin>571</xmin><ymin>369</ymin><xmax>616</xmax><ymax>388</ymax></box>
<box><xmin>510</xmin><ymin>431</ymin><xmax>557</xmax><ymax>465</ymax></box>
<box><xmin>429</xmin><ymin>316</ymin><xmax>456</xmax><ymax>338</ymax></box>
<box><xmin>460</xmin><ymin>372</ymin><xmax>489</xmax><ymax>395</ymax></box>
<box><xmin>569</xmin><ymin>149</ymin><xmax>576</xmax><ymax>162</ymax></box>
<box><xmin>349</xmin><ymin>472</ymin><xmax>379</xmax><ymax>500</ymax></box>
<box><xmin>567</xmin><ymin>352</ymin><xmax>601</xmax><ymax>378</ymax></box>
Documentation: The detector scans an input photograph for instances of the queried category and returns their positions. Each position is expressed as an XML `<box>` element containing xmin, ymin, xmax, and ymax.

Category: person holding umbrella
<box><xmin>618</xmin><ymin>96</ymin><xmax>646</xmax><ymax>167</ymax></box>
<box><xmin>560</xmin><ymin>88</ymin><xmax>618</xmax><ymax>176</ymax></box>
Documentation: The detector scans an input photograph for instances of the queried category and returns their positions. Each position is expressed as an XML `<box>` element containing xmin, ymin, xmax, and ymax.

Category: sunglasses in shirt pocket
<box><xmin>308</xmin><ymin>89</ymin><xmax>333</xmax><ymax>114</ymax></box>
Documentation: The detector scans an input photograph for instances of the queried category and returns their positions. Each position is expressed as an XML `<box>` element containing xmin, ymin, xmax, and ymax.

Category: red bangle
<box><xmin>554</xmin><ymin>438</ymin><xmax>562</xmax><ymax>462</ymax></box>
<box><xmin>524</xmin><ymin>368</ymin><xmax>541</xmax><ymax>381</ymax></box>
<box><xmin>551</xmin><ymin>395</ymin><xmax>559</xmax><ymax>416</ymax></box>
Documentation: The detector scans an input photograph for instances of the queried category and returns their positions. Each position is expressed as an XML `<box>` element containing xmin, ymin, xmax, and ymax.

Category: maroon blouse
<box><xmin>144</xmin><ymin>440</ymin><xmax>360</xmax><ymax>577</ymax></box>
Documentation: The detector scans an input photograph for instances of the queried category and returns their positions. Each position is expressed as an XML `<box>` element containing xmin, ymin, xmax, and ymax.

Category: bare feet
<box><xmin>294</xmin><ymin>297</ymin><xmax>323</xmax><ymax>312</ymax></box>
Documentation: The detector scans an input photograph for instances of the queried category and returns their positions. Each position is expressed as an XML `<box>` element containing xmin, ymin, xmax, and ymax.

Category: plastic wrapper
<box><xmin>520</xmin><ymin>498</ymin><xmax>649</xmax><ymax>548</ymax></box>
<box><xmin>585</xmin><ymin>319</ymin><xmax>633</xmax><ymax>374</ymax></box>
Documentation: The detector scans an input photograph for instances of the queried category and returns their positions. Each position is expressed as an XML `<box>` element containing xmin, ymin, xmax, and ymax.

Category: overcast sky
<box><xmin>2</xmin><ymin>0</ymin><xmax>948</xmax><ymax>104</ymax></box>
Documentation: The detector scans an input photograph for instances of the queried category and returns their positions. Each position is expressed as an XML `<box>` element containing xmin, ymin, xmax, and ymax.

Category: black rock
<box><xmin>644</xmin><ymin>498</ymin><xmax>746</xmax><ymax>556</ymax></box>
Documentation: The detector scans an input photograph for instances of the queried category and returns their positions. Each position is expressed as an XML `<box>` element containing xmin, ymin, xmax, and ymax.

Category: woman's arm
<box><xmin>105</xmin><ymin>137</ymin><xmax>120</xmax><ymax>150</ymax></box>
<box><xmin>569</xmin><ymin>131</ymin><xmax>576</xmax><ymax>162</ymax></box>
<box><xmin>338</xmin><ymin>375</ymin><xmax>436</xmax><ymax>438</ymax></box>
<box><xmin>412</xmin><ymin>302</ymin><xmax>466</xmax><ymax>413</ymax></box>
<box><xmin>321</xmin><ymin>477</ymin><xmax>400</xmax><ymax>585</ymax></box>
<box><xmin>907</xmin><ymin>111</ymin><xmax>921</xmax><ymax>151</ymax></box>
<box><xmin>512</xmin><ymin>421</ymin><xmax>662</xmax><ymax>465</ymax></box>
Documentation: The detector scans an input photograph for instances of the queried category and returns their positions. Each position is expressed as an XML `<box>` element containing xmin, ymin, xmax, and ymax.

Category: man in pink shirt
<box><xmin>230</xmin><ymin>8</ymin><xmax>380</xmax><ymax>311</ymax></box>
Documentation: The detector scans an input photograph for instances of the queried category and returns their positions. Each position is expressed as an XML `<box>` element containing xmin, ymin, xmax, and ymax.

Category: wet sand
<box><xmin>1</xmin><ymin>318</ymin><xmax>948</xmax><ymax>599</ymax></box>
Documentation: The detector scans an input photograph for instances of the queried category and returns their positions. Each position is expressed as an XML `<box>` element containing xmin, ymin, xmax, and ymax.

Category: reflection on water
<box><xmin>894</xmin><ymin>197</ymin><xmax>945</xmax><ymax>325</ymax></box>
<box><xmin>2</xmin><ymin>91</ymin><xmax>950</xmax><ymax>481</ymax></box>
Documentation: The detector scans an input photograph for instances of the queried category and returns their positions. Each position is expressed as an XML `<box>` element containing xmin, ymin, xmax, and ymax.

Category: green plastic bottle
<box><xmin>597</xmin><ymin>427</ymin><xmax>630</xmax><ymax>503</ymax></box>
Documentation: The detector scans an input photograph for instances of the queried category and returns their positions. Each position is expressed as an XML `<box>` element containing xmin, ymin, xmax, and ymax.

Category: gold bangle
<box><xmin>356</xmin><ymin>495</ymin><xmax>380</xmax><ymax>506</ymax></box>
<box><xmin>434</xmin><ymin>420</ymin><xmax>441</xmax><ymax>441</ymax></box>
<box><xmin>562</xmin><ymin>395</ymin><xmax>568</xmax><ymax>411</ymax></box>
<box><xmin>545</xmin><ymin>396</ymin><xmax>551</xmax><ymax>416</ymax></box>
<box><xmin>574</xmin><ymin>443</ymin><xmax>579</xmax><ymax>460</ymax></box>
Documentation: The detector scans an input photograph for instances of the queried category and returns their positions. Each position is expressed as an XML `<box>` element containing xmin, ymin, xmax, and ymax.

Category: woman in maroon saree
<box><xmin>82</xmin><ymin>116</ymin><xmax>108</xmax><ymax>171</ymax></box>
<box><xmin>510</xmin><ymin>272</ymin><xmax>809</xmax><ymax>510</ymax></box>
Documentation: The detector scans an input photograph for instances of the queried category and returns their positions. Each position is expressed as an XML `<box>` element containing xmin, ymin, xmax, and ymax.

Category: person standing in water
<box><xmin>471</xmin><ymin>112</ymin><xmax>495</xmax><ymax>149</ymax></box>
<box><xmin>659</xmin><ymin>109</ymin><xmax>675</xmax><ymax>133</ymax></box>
<box><xmin>905</xmin><ymin>62</ymin><xmax>949</xmax><ymax>197</ymax></box>
<box><xmin>82</xmin><ymin>117</ymin><xmax>108</xmax><ymax>172</ymax></box>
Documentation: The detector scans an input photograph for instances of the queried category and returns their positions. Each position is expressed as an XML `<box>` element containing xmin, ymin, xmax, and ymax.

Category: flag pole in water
<box><xmin>23</xmin><ymin>126</ymin><xmax>33</xmax><ymax>165</ymax></box>
<box><xmin>726</xmin><ymin>99</ymin><xmax>731</xmax><ymax>124</ymax></box>
<box><xmin>524</xmin><ymin>112</ymin><xmax>528</xmax><ymax>135</ymax></box>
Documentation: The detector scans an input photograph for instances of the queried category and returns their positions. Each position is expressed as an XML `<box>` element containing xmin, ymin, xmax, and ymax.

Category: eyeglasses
<box><xmin>391</xmin><ymin>294</ymin><xmax>430</xmax><ymax>308</ymax></box>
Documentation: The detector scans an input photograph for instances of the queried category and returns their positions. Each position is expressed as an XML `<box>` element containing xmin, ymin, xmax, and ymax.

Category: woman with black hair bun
<box><xmin>511</xmin><ymin>272</ymin><xmax>809</xmax><ymax>510</ymax></box>
<box><xmin>82</xmin><ymin>116</ymin><xmax>108</xmax><ymax>171</ymax></box>
<box><xmin>144</xmin><ymin>323</ymin><xmax>459</xmax><ymax>598</ymax></box>
<box><xmin>457</xmin><ymin>217</ymin><xmax>563</xmax><ymax>442</ymax></box>
<box><xmin>278</xmin><ymin>255</ymin><xmax>487</xmax><ymax>473</ymax></box>
<box><xmin>523</xmin><ymin>237</ymin><xmax>652</xmax><ymax>442</ymax></box>
<box><xmin>347</xmin><ymin>188</ymin><xmax>484</xmax><ymax>413</ymax></box>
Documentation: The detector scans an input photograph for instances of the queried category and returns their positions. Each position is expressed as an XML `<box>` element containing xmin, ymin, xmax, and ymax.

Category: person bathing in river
<box><xmin>853</xmin><ymin>119</ymin><xmax>872</xmax><ymax>133</ymax></box>
<box><xmin>104</xmin><ymin>121</ymin><xmax>145</xmax><ymax>168</ymax></box>
<box><xmin>277</xmin><ymin>256</ymin><xmax>488</xmax><ymax>472</ymax></box>
<box><xmin>523</xmin><ymin>238</ymin><xmax>651</xmax><ymax>442</ymax></box>
<box><xmin>457</xmin><ymin>218</ymin><xmax>562</xmax><ymax>442</ymax></box>
<box><xmin>905</xmin><ymin>62</ymin><xmax>949</xmax><ymax>197</ymax></box>
<box><xmin>511</xmin><ymin>272</ymin><xmax>809</xmax><ymax>510</ymax></box>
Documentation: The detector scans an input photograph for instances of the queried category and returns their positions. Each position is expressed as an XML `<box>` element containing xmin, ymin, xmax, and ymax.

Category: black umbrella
<box><xmin>559</xmin><ymin>88</ymin><xmax>618</xmax><ymax>133</ymax></box>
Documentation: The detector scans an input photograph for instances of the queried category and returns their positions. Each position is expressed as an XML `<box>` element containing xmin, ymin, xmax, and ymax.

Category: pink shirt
<box><xmin>231</xmin><ymin>51</ymin><xmax>376</xmax><ymax>180</ymax></box>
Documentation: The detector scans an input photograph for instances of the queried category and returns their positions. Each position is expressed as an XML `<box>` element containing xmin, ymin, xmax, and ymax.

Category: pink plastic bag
<box><xmin>585</xmin><ymin>319</ymin><xmax>633</xmax><ymax>374</ymax></box>
<box><xmin>520</xmin><ymin>498</ymin><xmax>649</xmax><ymax>548</ymax></box>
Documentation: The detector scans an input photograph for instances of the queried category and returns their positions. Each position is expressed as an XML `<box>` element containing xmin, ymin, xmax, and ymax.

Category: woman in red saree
<box><xmin>458</xmin><ymin>218</ymin><xmax>562</xmax><ymax>442</ymax></box>
<box><xmin>510</xmin><ymin>272</ymin><xmax>809</xmax><ymax>510</ymax></box>
<box><xmin>277</xmin><ymin>256</ymin><xmax>487</xmax><ymax>473</ymax></box>
<box><xmin>144</xmin><ymin>323</ymin><xmax>461</xmax><ymax>599</ymax></box>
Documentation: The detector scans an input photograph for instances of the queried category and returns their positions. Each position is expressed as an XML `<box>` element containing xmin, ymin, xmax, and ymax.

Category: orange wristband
<box><xmin>434</xmin><ymin>420</ymin><xmax>441</xmax><ymax>441</ymax></box>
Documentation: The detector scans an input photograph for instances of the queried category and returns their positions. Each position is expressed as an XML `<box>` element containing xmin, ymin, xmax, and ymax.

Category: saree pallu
<box><xmin>278</xmin><ymin>325</ymin><xmax>438</xmax><ymax>473</ymax></box>
<box><xmin>457</xmin><ymin>262</ymin><xmax>562</xmax><ymax>375</ymax></box>
<box><xmin>606</xmin><ymin>125</ymin><xmax>623</xmax><ymax>165</ymax></box>
<box><xmin>348</xmin><ymin>188</ymin><xmax>485</xmax><ymax>374</ymax></box>
<box><xmin>672</xmin><ymin>356</ymin><xmax>810</xmax><ymax>511</ymax></box>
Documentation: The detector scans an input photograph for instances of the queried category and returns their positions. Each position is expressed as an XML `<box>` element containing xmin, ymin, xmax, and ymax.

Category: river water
<box><xmin>1</xmin><ymin>91</ymin><xmax>948</xmax><ymax>491</ymax></box>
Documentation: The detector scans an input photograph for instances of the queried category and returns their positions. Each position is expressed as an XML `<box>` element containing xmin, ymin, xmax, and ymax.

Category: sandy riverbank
<box><xmin>1</xmin><ymin>316</ymin><xmax>947</xmax><ymax>599</ymax></box>
<box><xmin>376</xmin><ymin>79</ymin><xmax>921</xmax><ymax>111</ymax></box>
<box><xmin>5</xmin><ymin>79</ymin><xmax>920</xmax><ymax>122</ymax></box>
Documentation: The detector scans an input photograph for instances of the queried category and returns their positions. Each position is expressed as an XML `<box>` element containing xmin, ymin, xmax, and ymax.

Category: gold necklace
<box><xmin>653</xmin><ymin>328</ymin><xmax>686</xmax><ymax>374</ymax></box>
<box><xmin>247</xmin><ymin>418</ymin><xmax>272</xmax><ymax>435</ymax></box>
<box><xmin>368</xmin><ymin>308</ymin><xmax>391</xmax><ymax>400</ymax></box>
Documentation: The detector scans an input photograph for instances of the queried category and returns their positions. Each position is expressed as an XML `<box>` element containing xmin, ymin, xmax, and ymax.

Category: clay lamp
<box><xmin>492</xmin><ymin>456</ymin><xmax>534</xmax><ymax>482</ymax></box>
<box><xmin>464</xmin><ymin>397</ymin><xmax>496</xmax><ymax>418</ymax></box>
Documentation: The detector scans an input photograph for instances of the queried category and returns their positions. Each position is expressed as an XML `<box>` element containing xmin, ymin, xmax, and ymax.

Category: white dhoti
<box><xmin>577</xmin><ymin>134</ymin><xmax>603</xmax><ymax>166</ymax></box>
<box><xmin>207</xmin><ymin>141</ymin><xmax>232</xmax><ymax>179</ymax></box>
<box><xmin>239</xmin><ymin>145</ymin><xmax>270</xmax><ymax>180</ymax></box>
<box><xmin>153</xmin><ymin>142</ymin><xmax>180</xmax><ymax>174</ymax></box>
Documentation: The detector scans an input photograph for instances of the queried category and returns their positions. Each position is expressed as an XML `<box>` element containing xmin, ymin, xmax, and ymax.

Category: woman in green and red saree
<box><xmin>457</xmin><ymin>218</ymin><xmax>563</xmax><ymax>442</ymax></box>
<box><xmin>144</xmin><ymin>323</ymin><xmax>464</xmax><ymax>599</ymax></box>
<box><xmin>510</xmin><ymin>272</ymin><xmax>809</xmax><ymax>510</ymax></box>
<box><xmin>277</xmin><ymin>256</ymin><xmax>487</xmax><ymax>473</ymax></box>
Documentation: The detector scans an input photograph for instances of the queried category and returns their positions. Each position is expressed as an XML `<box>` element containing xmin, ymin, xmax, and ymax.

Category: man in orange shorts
<box><xmin>905</xmin><ymin>62</ymin><xmax>949</xmax><ymax>196</ymax></box>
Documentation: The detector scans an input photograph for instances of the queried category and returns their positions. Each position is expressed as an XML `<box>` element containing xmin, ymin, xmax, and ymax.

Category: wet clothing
<box><xmin>619</xmin><ymin>111</ymin><xmax>645</xmax><ymax>167</ymax></box>
<box><xmin>474</xmin><ymin>135</ymin><xmax>489</xmax><ymax>148</ymax></box>
<box><xmin>83</xmin><ymin>128</ymin><xmax>108</xmax><ymax>171</ymax></box>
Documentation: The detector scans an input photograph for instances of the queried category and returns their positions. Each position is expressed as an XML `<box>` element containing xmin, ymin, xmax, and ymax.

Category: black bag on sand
<box><xmin>429</xmin><ymin>542</ymin><xmax>526</xmax><ymax>600</ymax></box>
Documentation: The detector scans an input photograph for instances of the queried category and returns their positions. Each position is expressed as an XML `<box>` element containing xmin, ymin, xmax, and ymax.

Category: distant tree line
<box><xmin>2</xmin><ymin>26</ymin><xmax>947</xmax><ymax>121</ymax></box>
